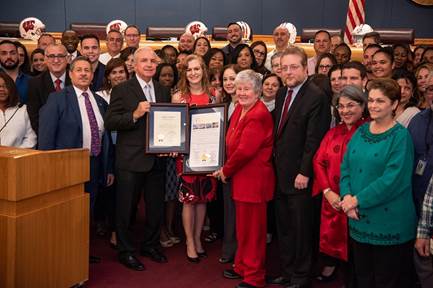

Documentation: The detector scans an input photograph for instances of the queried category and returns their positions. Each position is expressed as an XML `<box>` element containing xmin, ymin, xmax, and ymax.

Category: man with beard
<box><xmin>177</xmin><ymin>32</ymin><xmax>194</xmax><ymax>54</ymax></box>
<box><xmin>270</xmin><ymin>46</ymin><xmax>330</xmax><ymax>288</ymax></box>
<box><xmin>222</xmin><ymin>22</ymin><xmax>243</xmax><ymax>63</ymax></box>
<box><xmin>362</xmin><ymin>44</ymin><xmax>381</xmax><ymax>80</ymax></box>
<box><xmin>80</xmin><ymin>34</ymin><xmax>105</xmax><ymax>91</ymax></box>
<box><xmin>61</xmin><ymin>30</ymin><xmax>81</xmax><ymax>62</ymax></box>
<box><xmin>265</xmin><ymin>25</ymin><xmax>290</xmax><ymax>71</ymax></box>
<box><xmin>0</xmin><ymin>40</ymin><xmax>30</xmax><ymax>103</ymax></box>
<box><xmin>307</xmin><ymin>30</ymin><xmax>331</xmax><ymax>75</ymax></box>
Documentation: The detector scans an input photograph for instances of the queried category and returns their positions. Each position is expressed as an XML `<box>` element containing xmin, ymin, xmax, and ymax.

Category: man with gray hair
<box><xmin>265</xmin><ymin>25</ymin><xmax>290</xmax><ymax>71</ymax></box>
<box><xmin>27</xmin><ymin>43</ymin><xmax>71</xmax><ymax>135</ymax></box>
<box><xmin>105</xmin><ymin>47</ymin><xmax>171</xmax><ymax>271</ymax></box>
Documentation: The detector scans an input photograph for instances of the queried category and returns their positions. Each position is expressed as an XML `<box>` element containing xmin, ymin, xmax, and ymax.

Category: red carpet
<box><xmin>87</xmin><ymin>237</ymin><xmax>343</xmax><ymax>288</ymax></box>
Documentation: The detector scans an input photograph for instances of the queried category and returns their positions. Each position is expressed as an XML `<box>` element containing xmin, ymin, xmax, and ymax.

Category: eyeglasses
<box><xmin>319</xmin><ymin>64</ymin><xmax>332</xmax><ymax>70</ymax></box>
<box><xmin>281</xmin><ymin>65</ymin><xmax>302</xmax><ymax>72</ymax></box>
<box><xmin>46</xmin><ymin>54</ymin><xmax>67</xmax><ymax>60</ymax></box>
<box><xmin>253</xmin><ymin>49</ymin><xmax>266</xmax><ymax>57</ymax></box>
<box><xmin>335</xmin><ymin>102</ymin><xmax>360</xmax><ymax>110</ymax></box>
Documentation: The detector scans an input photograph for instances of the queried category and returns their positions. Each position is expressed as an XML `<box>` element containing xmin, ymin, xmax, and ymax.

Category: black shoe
<box><xmin>223</xmin><ymin>269</ymin><xmax>242</xmax><ymax>279</ymax></box>
<box><xmin>235</xmin><ymin>281</ymin><xmax>258</xmax><ymax>288</ymax></box>
<box><xmin>140</xmin><ymin>248</ymin><xmax>168</xmax><ymax>263</ymax></box>
<box><xmin>118</xmin><ymin>254</ymin><xmax>145</xmax><ymax>271</ymax></box>
<box><xmin>89</xmin><ymin>255</ymin><xmax>101</xmax><ymax>264</ymax></box>
<box><xmin>218</xmin><ymin>257</ymin><xmax>233</xmax><ymax>264</ymax></box>
<box><xmin>186</xmin><ymin>255</ymin><xmax>200</xmax><ymax>263</ymax></box>
<box><xmin>109</xmin><ymin>242</ymin><xmax>118</xmax><ymax>250</ymax></box>
<box><xmin>266</xmin><ymin>275</ymin><xmax>290</xmax><ymax>285</ymax></box>
<box><xmin>197</xmin><ymin>250</ymin><xmax>207</xmax><ymax>259</ymax></box>
<box><xmin>285</xmin><ymin>284</ymin><xmax>311</xmax><ymax>288</ymax></box>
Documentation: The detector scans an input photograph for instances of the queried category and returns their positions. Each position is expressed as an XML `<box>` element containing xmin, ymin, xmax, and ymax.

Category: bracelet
<box><xmin>323</xmin><ymin>188</ymin><xmax>331</xmax><ymax>195</ymax></box>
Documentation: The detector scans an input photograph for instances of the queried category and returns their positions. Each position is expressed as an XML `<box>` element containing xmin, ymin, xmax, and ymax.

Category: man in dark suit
<box><xmin>39</xmin><ymin>56</ymin><xmax>114</xmax><ymax>266</ymax></box>
<box><xmin>38</xmin><ymin>56</ymin><xmax>113</xmax><ymax>204</ymax></box>
<box><xmin>271</xmin><ymin>46</ymin><xmax>330</xmax><ymax>288</ymax></box>
<box><xmin>105</xmin><ymin>47</ymin><xmax>171</xmax><ymax>271</ymax></box>
<box><xmin>221</xmin><ymin>22</ymin><xmax>243</xmax><ymax>63</ymax></box>
<box><xmin>80</xmin><ymin>34</ymin><xmax>105</xmax><ymax>91</ymax></box>
<box><xmin>27</xmin><ymin>43</ymin><xmax>71</xmax><ymax>135</ymax></box>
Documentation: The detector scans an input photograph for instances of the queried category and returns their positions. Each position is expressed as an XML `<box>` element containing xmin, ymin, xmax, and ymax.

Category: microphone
<box><xmin>0</xmin><ymin>103</ymin><xmax>24</xmax><ymax>134</ymax></box>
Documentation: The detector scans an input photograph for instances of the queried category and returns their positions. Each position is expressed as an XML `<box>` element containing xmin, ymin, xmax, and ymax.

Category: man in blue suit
<box><xmin>39</xmin><ymin>56</ymin><xmax>114</xmax><ymax>267</ymax></box>
<box><xmin>39</xmin><ymin>55</ymin><xmax>114</xmax><ymax>204</ymax></box>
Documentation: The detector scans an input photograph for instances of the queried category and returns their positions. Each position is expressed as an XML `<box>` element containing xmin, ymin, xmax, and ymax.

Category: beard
<box><xmin>1</xmin><ymin>58</ymin><xmax>19</xmax><ymax>70</ymax></box>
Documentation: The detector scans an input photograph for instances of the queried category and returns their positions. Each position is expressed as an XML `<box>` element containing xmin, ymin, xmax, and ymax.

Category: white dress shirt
<box><xmin>99</xmin><ymin>52</ymin><xmax>121</xmax><ymax>65</ymax></box>
<box><xmin>0</xmin><ymin>105</ymin><xmax>36</xmax><ymax>148</ymax></box>
<box><xmin>135</xmin><ymin>75</ymin><xmax>156</xmax><ymax>103</ymax></box>
<box><xmin>73</xmin><ymin>86</ymin><xmax>104</xmax><ymax>152</ymax></box>
<box><xmin>49</xmin><ymin>72</ymin><xmax>66</xmax><ymax>90</ymax></box>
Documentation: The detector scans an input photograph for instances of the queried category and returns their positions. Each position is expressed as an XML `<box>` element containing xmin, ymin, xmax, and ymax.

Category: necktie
<box><xmin>144</xmin><ymin>84</ymin><xmax>153</xmax><ymax>102</ymax></box>
<box><xmin>82</xmin><ymin>92</ymin><xmax>101</xmax><ymax>156</ymax></box>
<box><xmin>54</xmin><ymin>79</ymin><xmax>62</xmax><ymax>92</ymax></box>
<box><xmin>277</xmin><ymin>89</ymin><xmax>294</xmax><ymax>137</ymax></box>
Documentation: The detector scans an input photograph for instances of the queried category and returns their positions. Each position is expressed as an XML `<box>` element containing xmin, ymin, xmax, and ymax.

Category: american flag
<box><xmin>344</xmin><ymin>0</ymin><xmax>366</xmax><ymax>44</ymax></box>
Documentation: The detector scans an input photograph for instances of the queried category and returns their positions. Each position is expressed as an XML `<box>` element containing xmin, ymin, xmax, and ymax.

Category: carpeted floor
<box><xmin>87</xmin><ymin>235</ymin><xmax>343</xmax><ymax>288</ymax></box>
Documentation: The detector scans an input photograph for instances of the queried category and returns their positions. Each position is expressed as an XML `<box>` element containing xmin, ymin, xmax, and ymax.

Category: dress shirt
<box><xmin>73</xmin><ymin>86</ymin><xmax>104</xmax><ymax>152</ymax></box>
<box><xmin>307</xmin><ymin>56</ymin><xmax>318</xmax><ymax>75</ymax></box>
<box><xmin>69</xmin><ymin>50</ymin><xmax>78</xmax><ymax>61</ymax></box>
<box><xmin>135</xmin><ymin>75</ymin><xmax>156</xmax><ymax>103</ymax></box>
<box><xmin>49</xmin><ymin>72</ymin><xmax>66</xmax><ymax>90</ymax></box>
<box><xmin>99</xmin><ymin>52</ymin><xmax>121</xmax><ymax>65</ymax></box>
<box><xmin>0</xmin><ymin>105</ymin><xmax>36</xmax><ymax>148</ymax></box>
<box><xmin>417</xmin><ymin>175</ymin><xmax>433</xmax><ymax>239</ymax></box>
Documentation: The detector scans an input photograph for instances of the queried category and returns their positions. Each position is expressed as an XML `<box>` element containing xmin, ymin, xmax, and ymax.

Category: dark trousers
<box><xmin>351</xmin><ymin>238</ymin><xmax>415</xmax><ymax>288</ymax></box>
<box><xmin>85</xmin><ymin>155</ymin><xmax>102</xmax><ymax>214</ymax></box>
<box><xmin>414</xmin><ymin>248</ymin><xmax>433</xmax><ymax>288</ymax></box>
<box><xmin>115</xmin><ymin>167</ymin><xmax>164</xmax><ymax>256</ymax></box>
<box><xmin>221</xmin><ymin>181</ymin><xmax>237</xmax><ymax>259</ymax></box>
<box><xmin>275</xmin><ymin>191</ymin><xmax>313</xmax><ymax>286</ymax></box>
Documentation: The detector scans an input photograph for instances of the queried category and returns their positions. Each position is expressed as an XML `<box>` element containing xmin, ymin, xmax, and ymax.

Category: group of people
<box><xmin>1</xmin><ymin>20</ymin><xmax>433</xmax><ymax>288</ymax></box>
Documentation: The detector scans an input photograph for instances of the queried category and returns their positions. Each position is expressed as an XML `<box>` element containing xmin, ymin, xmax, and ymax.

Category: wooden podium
<box><xmin>0</xmin><ymin>147</ymin><xmax>90</xmax><ymax>288</ymax></box>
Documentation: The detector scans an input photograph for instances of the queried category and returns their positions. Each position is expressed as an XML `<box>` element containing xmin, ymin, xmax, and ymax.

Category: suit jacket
<box><xmin>38</xmin><ymin>85</ymin><xmax>113</xmax><ymax>183</ymax></box>
<box><xmin>222</xmin><ymin>100</ymin><xmax>275</xmax><ymax>203</ymax></box>
<box><xmin>27</xmin><ymin>70</ymin><xmax>71</xmax><ymax>134</ymax></box>
<box><xmin>273</xmin><ymin>80</ymin><xmax>330</xmax><ymax>195</ymax></box>
<box><xmin>104</xmin><ymin>76</ymin><xmax>171</xmax><ymax>172</ymax></box>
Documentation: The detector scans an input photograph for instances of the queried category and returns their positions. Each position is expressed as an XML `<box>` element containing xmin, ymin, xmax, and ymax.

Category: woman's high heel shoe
<box><xmin>186</xmin><ymin>255</ymin><xmax>200</xmax><ymax>263</ymax></box>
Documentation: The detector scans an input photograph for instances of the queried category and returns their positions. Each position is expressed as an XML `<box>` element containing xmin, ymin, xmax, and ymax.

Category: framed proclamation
<box><xmin>146</xmin><ymin>103</ymin><xmax>189</xmax><ymax>154</ymax></box>
<box><xmin>183</xmin><ymin>104</ymin><xmax>227</xmax><ymax>174</ymax></box>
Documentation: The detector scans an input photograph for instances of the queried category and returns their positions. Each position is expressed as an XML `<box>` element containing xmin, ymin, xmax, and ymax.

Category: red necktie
<box><xmin>82</xmin><ymin>92</ymin><xmax>101</xmax><ymax>156</ymax></box>
<box><xmin>277</xmin><ymin>89</ymin><xmax>293</xmax><ymax>137</ymax></box>
<box><xmin>54</xmin><ymin>79</ymin><xmax>62</xmax><ymax>92</ymax></box>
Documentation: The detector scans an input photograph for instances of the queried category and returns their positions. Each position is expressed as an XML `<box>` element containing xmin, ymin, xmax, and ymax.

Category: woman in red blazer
<box><xmin>213</xmin><ymin>69</ymin><xmax>275</xmax><ymax>288</ymax></box>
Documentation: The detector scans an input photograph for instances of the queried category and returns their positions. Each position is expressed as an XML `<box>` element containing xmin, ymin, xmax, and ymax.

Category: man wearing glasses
<box><xmin>99</xmin><ymin>30</ymin><xmax>124</xmax><ymax>65</ymax></box>
<box><xmin>124</xmin><ymin>25</ymin><xmax>141</xmax><ymax>48</ymax></box>
<box><xmin>27</xmin><ymin>43</ymin><xmax>71</xmax><ymax>136</ymax></box>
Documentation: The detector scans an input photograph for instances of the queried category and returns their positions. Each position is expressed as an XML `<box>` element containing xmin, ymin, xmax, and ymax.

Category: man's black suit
<box><xmin>273</xmin><ymin>80</ymin><xmax>330</xmax><ymax>286</ymax></box>
<box><xmin>105</xmin><ymin>76</ymin><xmax>171</xmax><ymax>256</ymax></box>
<box><xmin>27</xmin><ymin>70</ymin><xmax>71</xmax><ymax>135</ymax></box>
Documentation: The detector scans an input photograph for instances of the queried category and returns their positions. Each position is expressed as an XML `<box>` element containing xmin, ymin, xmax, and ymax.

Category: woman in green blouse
<box><xmin>340</xmin><ymin>78</ymin><xmax>417</xmax><ymax>288</ymax></box>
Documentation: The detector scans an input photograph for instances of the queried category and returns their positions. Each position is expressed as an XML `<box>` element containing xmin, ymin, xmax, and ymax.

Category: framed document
<box><xmin>183</xmin><ymin>104</ymin><xmax>227</xmax><ymax>174</ymax></box>
<box><xmin>146</xmin><ymin>103</ymin><xmax>189</xmax><ymax>154</ymax></box>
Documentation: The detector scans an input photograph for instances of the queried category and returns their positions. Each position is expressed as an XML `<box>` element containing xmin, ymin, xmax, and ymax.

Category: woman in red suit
<box><xmin>213</xmin><ymin>69</ymin><xmax>275</xmax><ymax>288</ymax></box>
<box><xmin>312</xmin><ymin>85</ymin><xmax>368</xmax><ymax>285</ymax></box>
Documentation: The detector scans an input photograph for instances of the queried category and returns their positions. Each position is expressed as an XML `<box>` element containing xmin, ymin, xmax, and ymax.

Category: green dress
<box><xmin>340</xmin><ymin>123</ymin><xmax>417</xmax><ymax>245</ymax></box>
